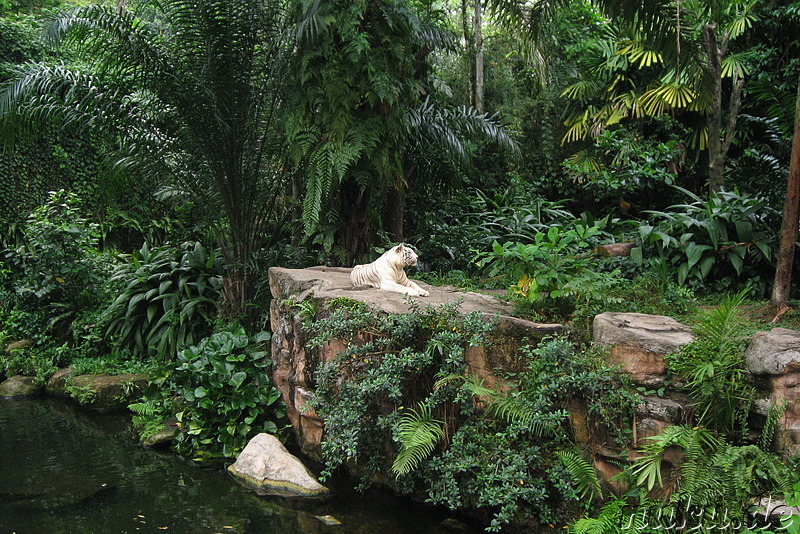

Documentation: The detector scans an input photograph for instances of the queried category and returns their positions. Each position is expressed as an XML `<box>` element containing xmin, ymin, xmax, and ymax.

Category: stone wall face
<box><xmin>593</xmin><ymin>312</ymin><xmax>800</xmax><ymax>457</ymax></box>
<box><xmin>745</xmin><ymin>328</ymin><xmax>800</xmax><ymax>456</ymax></box>
<box><xmin>270</xmin><ymin>267</ymin><xmax>800</xmax><ymax>481</ymax></box>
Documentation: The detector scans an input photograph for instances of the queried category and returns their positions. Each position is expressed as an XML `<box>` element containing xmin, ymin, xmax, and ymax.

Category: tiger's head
<box><xmin>392</xmin><ymin>244</ymin><xmax>419</xmax><ymax>267</ymax></box>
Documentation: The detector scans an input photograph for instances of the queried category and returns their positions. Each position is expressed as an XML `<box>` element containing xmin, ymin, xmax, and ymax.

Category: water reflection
<box><xmin>0</xmin><ymin>397</ymin><xmax>480</xmax><ymax>533</ymax></box>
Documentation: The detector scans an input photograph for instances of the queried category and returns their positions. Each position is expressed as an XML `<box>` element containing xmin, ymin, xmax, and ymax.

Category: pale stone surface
<box><xmin>745</xmin><ymin>328</ymin><xmax>800</xmax><ymax>375</ymax></box>
<box><xmin>270</xmin><ymin>266</ymin><xmax>510</xmax><ymax>316</ymax></box>
<box><xmin>593</xmin><ymin>312</ymin><xmax>694</xmax><ymax>386</ymax></box>
<box><xmin>227</xmin><ymin>433</ymin><xmax>330</xmax><ymax>498</ymax></box>
<box><xmin>0</xmin><ymin>375</ymin><xmax>41</xmax><ymax>398</ymax></box>
<box><xmin>593</xmin><ymin>312</ymin><xmax>694</xmax><ymax>354</ymax></box>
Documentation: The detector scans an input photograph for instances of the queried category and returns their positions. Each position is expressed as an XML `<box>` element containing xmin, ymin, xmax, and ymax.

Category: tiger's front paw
<box><xmin>417</xmin><ymin>288</ymin><xmax>430</xmax><ymax>297</ymax></box>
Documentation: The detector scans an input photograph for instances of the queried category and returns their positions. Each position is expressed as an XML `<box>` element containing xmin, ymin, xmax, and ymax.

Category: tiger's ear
<box><xmin>394</xmin><ymin>244</ymin><xmax>405</xmax><ymax>251</ymax></box>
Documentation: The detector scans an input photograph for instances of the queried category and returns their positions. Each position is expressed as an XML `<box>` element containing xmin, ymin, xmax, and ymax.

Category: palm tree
<box><xmin>289</xmin><ymin>0</ymin><xmax>520</xmax><ymax>263</ymax></box>
<box><xmin>560</xmin><ymin>0</ymin><xmax>760</xmax><ymax>196</ymax></box>
<box><xmin>0</xmin><ymin>0</ymin><xmax>293</xmax><ymax>321</ymax></box>
<box><xmin>384</xmin><ymin>98</ymin><xmax>521</xmax><ymax>242</ymax></box>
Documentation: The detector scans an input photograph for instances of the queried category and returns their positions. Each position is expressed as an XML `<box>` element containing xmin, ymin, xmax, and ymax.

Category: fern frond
<box><xmin>557</xmin><ymin>449</ymin><xmax>602</xmax><ymax>502</ymax></box>
<box><xmin>435</xmin><ymin>372</ymin><xmax>561</xmax><ymax>436</ymax></box>
<box><xmin>391</xmin><ymin>403</ymin><xmax>445</xmax><ymax>476</ymax></box>
<box><xmin>760</xmin><ymin>400</ymin><xmax>786</xmax><ymax>451</ymax></box>
<box><xmin>632</xmin><ymin>425</ymin><xmax>721</xmax><ymax>490</ymax></box>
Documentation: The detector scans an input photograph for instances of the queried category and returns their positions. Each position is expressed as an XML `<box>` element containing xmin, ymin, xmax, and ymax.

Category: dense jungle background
<box><xmin>2</xmin><ymin>0</ymin><xmax>800</xmax><ymax>532</ymax></box>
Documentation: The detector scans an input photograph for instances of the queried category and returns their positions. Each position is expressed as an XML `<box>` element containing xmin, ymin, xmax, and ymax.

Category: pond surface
<box><xmin>0</xmin><ymin>397</ymin><xmax>483</xmax><ymax>534</ymax></box>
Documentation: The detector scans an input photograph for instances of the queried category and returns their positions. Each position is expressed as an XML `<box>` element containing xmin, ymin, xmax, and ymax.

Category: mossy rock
<box><xmin>0</xmin><ymin>375</ymin><xmax>41</xmax><ymax>398</ymax></box>
<box><xmin>66</xmin><ymin>373</ymin><xmax>149</xmax><ymax>413</ymax></box>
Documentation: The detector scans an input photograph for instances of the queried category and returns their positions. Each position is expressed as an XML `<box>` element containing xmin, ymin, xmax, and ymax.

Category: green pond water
<box><xmin>0</xmin><ymin>397</ymin><xmax>483</xmax><ymax>534</ymax></box>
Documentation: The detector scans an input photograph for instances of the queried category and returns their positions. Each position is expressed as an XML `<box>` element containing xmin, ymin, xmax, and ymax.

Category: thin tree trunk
<box><xmin>702</xmin><ymin>23</ymin><xmax>743</xmax><ymax>197</ymax></box>
<box><xmin>703</xmin><ymin>23</ymin><xmax>725</xmax><ymax>195</ymax></box>
<box><xmin>461</xmin><ymin>0</ymin><xmax>475</xmax><ymax>105</ymax></box>
<box><xmin>384</xmin><ymin>185</ymin><xmax>406</xmax><ymax>243</ymax></box>
<box><xmin>474</xmin><ymin>0</ymin><xmax>484</xmax><ymax>112</ymax></box>
<box><xmin>337</xmin><ymin>177</ymin><xmax>372</xmax><ymax>265</ymax></box>
<box><xmin>771</xmin><ymin>72</ymin><xmax>800</xmax><ymax>309</ymax></box>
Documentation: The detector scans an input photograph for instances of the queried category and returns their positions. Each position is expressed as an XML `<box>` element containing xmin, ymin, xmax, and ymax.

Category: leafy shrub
<box><xmin>632</xmin><ymin>187</ymin><xmax>776</xmax><ymax>293</ymax></box>
<box><xmin>473</xmin><ymin>215</ymin><xmax>625</xmax><ymax>320</ymax></box>
<box><xmin>304</xmin><ymin>299</ymin><xmax>638</xmax><ymax>531</ymax></box>
<box><xmin>100</xmin><ymin>241</ymin><xmax>223</xmax><ymax>361</ymax></box>
<box><xmin>0</xmin><ymin>337</ymin><xmax>59</xmax><ymax>382</ymax></box>
<box><xmin>6</xmin><ymin>189</ymin><xmax>109</xmax><ymax>342</ymax></box>
<box><xmin>666</xmin><ymin>290</ymin><xmax>755</xmax><ymax>441</ymax></box>
<box><xmin>407</xmin><ymin>186</ymin><xmax>581</xmax><ymax>274</ymax></box>
<box><xmin>131</xmin><ymin>326</ymin><xmax>285</xmax><ymax>460</ymax></box>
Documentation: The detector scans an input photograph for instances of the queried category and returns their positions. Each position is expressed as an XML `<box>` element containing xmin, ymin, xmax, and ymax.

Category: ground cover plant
<box><xmin>129</xmin><ymin>325</ymin><xmax>286</xmax><ymax>460</ymax></box>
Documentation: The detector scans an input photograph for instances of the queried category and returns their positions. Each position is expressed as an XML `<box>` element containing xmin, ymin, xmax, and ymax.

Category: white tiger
<box><xmin>350</xmin><ymin>244</ymin><xmax>430</xmax><ymax>297</ymax></box>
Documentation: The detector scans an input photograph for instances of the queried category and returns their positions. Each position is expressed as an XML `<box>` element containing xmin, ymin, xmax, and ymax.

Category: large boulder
<box><xmin>593</xmin><ymin>312</ymin><xmax>694</xmax><ymax>387</ymax></box>
<box><xmin>745</xmin><ymin>328</ymin><xmax>800</xmax><ymax>455</ymax></box>
<box><xmin>745</xmin><ymin>328</ymin><xmax>800</xmax><ymax>375</ymax></box>
<box><xmin>45</xmin><ymin>367</ymin><xmax>76</xmax><ymax>397</ymax></box>
<box><xmin>66</xmin><ymin>373</ymin><xmax>149</xmax><ymax>413</ymax></box>
<box><xmin>269</xmin><ymin>266</ymin><xmax>562</xmax><ymax>458</ymax></box>
<box><xmin>227</xmin><ymin>433</ymin><xmax>330</xmax><ymax>498</ymax></box>
<box><xmin>0</xmin><ymin>375</ymin><xmax>41</xmax><ymax>398</ymax></box>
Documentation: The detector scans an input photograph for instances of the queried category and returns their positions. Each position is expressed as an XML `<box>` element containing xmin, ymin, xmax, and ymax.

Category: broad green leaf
<box><xmin>230</xmin><ymin>372</ymin><xmax>247</xmax><ymax>388</ymax></box>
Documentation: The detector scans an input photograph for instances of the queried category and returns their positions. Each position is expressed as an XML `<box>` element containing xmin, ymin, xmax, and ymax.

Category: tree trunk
<box><xmin>384</xmin><ymin>184</ymin><xmax>406</xmax><ymax>243</ymax></box>
<box><xmin>702</xmin><ymin>24</ymin><xmax>744</xmax><ymax>197</ymax></box>
<box><xmin>337</xmin><ymin>177</ymin><xmax>372</xmax><ymax>265</ymax></box>
<box><xmin>771</xmin><ymin>72</ymin><xmax>800</xmax><ymax>308</ymax></box>
<box><xmin>703</xmin><ymin>24</ymin><xmax>725</xmax><ymax>195</ymax></box>
<box><xmin>461</xmin><ymin>0</ymin><xmax>475</xmax><ymax>105</ymax></box>
<box><xmin>473</xmin><ymin>0</ymin><xmax>484</xmax><ymax>112</ymax></box>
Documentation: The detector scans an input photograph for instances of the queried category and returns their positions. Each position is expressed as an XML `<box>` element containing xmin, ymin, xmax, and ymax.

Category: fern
<box><xmin>556</xmin><ymin>449</ymin><xmax>601</xmax><ymax>502</ymax></box>
<box><xmin>666</xmin><ymin>288</ymin><xmax>754</xmax><ymax>437</ymax></box>
<box><xmin>631</xmin><ymin>425</ymin><xmax>721</xmax><ymax>491</ymax></box>
<box><xmin>129</xmin><ymin>398</ymin><xmax>169</xmax><ymax>440</ymax></box>
<box><xmin>570</xmin><ymin>497</ymin><xmax>646</xmax><ymax>534</ymax></box>
<box><xmin>391</xmin><ymin>403</ymin><xmax>445</xmax><ymax>476</ymax></box>
<box><xmin>760</xmin><ymin>400</ymin><xmax>787</xmax><ymax>451</ymax></box>
<box><xmin>434</xmin><ymin>372</ymin><xmax>560</xmax><ymax>436</ymax></box>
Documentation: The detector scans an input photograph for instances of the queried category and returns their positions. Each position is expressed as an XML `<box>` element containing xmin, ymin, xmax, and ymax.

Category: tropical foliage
<box><xmin>131</xmin><ymin>326</ymin><xmax>285</xmax><ymax>460</ymax></box>
<box><xmin>0</xmin><ymin>0</ymin><xmax>294</xmax><ymax>319</ymax></box>
<box><xmin>303</xmin><ymin>299</ymin><xmax>637</xmax><ymax>530</ymax></box>
<box><xmin>0</xmin><ymin>0</ymin><xmax>798</xmax><ymax>530</ymax></box>
<box><xmin>100</xmin><ymin>241</ymin><xmax>223</xmax><ymax>361</ymax></box>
